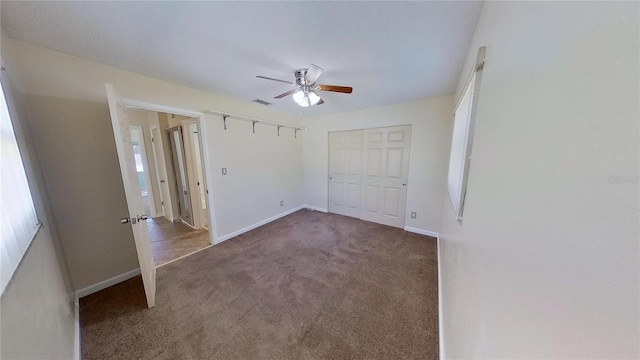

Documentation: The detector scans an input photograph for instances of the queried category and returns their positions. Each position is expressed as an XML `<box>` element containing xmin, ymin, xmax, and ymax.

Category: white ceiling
<box><xmin>1</xmin><ymin>1</ymin><xmax>482</xmax><ymax>117</ymax></box>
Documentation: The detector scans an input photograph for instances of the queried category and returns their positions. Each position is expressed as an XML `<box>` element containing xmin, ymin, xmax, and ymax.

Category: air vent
<box><xmin>253</xmin><ymin>99</ymin><xmax>272</xmax><ymax>106</ymax></box>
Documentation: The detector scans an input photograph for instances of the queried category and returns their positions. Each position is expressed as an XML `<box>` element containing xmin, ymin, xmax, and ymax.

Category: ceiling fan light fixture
<box><xmin>257</xmin><ymin>64</ymin><xmax>352</xmax><ymax>107</ymax></box>
<box><xmin>308</xmin><ymin>90</ymin><xmax>321</xmax><ymax>105</ymax></box>
<box><xmin>292</xmin><ymin>89</ymin><xmax>305</xmax><ymax>106</ymax></box>
<box><xmin>293</xmin><ymin>89</ymin><xmax>311</xmax><ymax>107</ymax></box>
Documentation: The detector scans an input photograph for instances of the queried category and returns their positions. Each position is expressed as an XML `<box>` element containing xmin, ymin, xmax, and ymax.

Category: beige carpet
<box><xmin>80</xmin><ymin>210</ymin><xmax>439</xmax><ymax>359</ymax></box>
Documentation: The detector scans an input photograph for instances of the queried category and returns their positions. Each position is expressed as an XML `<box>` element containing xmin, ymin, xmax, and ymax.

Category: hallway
<box><xmin>148</xmin><ymin>217</ymin><xmax>211</xmax><ymax>266</ymax></box>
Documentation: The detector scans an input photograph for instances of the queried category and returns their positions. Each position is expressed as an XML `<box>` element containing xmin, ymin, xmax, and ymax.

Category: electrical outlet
<box><xmin>411</xmin><ymin>212</ymin><xmax>417</xmax><ymax>219</ymax></box>
<box><xmin>280</xmin><ymin>200</ymin><xmax>284</xmax><ymax>206</ymax></box>
<box><xmin>222</xmin><ymin>168</ymin><xmax>227</xmax><ymax>175</ymax></box>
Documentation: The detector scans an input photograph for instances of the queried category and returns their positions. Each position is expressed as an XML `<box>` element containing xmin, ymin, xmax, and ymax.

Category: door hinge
<box><xmin>161</xmin><ymin>201</ymin><xmax>164</xmax><ymax>205</ymax></box>
<box><xmin>151</xmin><ymin>137</ymin><xmax>155</xmax><ymax>143</ymax></box>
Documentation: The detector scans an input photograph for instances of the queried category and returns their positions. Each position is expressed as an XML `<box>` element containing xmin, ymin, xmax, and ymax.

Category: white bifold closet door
<box><xmin>360</xmin><ymin>126</ymin><xmax>411</xmax><ymax>228</ymax></box>
<box><xmin>328</xmin><ymin>125</ymin><xmax>411</xmax><ymax>228</ymax></box>
<box><xmin>328</xmin><ymin>130</ymin><xmax>363</xmax><ymax>218</ymax></box>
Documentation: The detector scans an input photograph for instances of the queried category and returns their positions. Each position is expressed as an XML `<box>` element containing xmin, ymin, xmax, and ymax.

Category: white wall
<box><xmin>303</xmin><ymin>95</ymin><xmax>453</xmax><ymax>234</ymax></box>
<box><xmin>439</xmin><ymin>2</ymin><xmax>639</xmax><ymax>358</ymax></box>
<box><xmin>0</xmin><ymin>230</ymin><xmax>76</xmax><ymax>360</ymax></box>
<box><xmin>203</xmin><ymin>115</ymin><xmax>303</xmax><ymax>238</ymax></box>
<box><xmin>3</xmin><ymin>35</ymin><xmax>304</xmax><ymax>289</ymax></box>
<box><xmin>0</xmin><ymin>60</ymin><xmax>76</xmax><ymax>359</ymax></box>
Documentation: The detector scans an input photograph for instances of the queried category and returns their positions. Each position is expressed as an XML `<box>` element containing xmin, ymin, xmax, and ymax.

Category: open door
<box><xmin>106</xmin><ymin>84</ymin><xmax>156</xmax><ymax>308</ymax></box>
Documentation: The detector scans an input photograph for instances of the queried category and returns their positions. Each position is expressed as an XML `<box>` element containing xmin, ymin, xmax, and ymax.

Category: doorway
<box><xmin>127</xmin><ymin>108</ymin><xmax>212</xmax><ymax>266</ymax></box>
<box><xmin>328</xmin><ymin>125</ymin><xmax>412</xmax><ymax>228</ymax></box>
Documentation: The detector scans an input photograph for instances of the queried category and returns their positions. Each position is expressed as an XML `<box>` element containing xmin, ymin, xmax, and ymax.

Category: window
<box><xmin>0</xmin><ymin>78</ymin><xmax>40</xmax><ymax>294</ymax></box>
<box><xmin>447</xmin><ymin>47</ymin><xmax>485</xmax><ymax>221</ymax></box>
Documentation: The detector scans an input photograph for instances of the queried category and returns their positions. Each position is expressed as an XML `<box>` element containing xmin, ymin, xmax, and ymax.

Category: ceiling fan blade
<box><xmin>274</xmin><ymin>88</ymin><xmax>299</xmax><ymax>99</ymax></box>
<box><xmin>305</xmin><ymin>64</ymin><xmax>324</xmax><ymax>84</ymax></box>
<box><xmin>317</xmin><ymin>84</ymin><xmax>353</xmax><ymax>94</ymax></box>
<box><xmin>256</xmin><ymin>75</ymin><xmax>295</xmax><ymax>85</ymax></box>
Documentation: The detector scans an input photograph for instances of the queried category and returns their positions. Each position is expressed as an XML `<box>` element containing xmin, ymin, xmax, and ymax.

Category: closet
<box><xmin>328</xmin><ymin>125</ymin><xmax>411</xmax><ymax>228</ymax></box>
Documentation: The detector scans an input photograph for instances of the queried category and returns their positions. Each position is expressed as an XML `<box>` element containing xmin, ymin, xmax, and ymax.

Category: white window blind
<box><xmin>0</xmin><ymin>80</ymin><xmax>40</xmax><ymax>294</ymax></box>
<box><xmin>447</xmin><ymin>47</ymin><xmax>485</xmax><ymax>221</ymax></box>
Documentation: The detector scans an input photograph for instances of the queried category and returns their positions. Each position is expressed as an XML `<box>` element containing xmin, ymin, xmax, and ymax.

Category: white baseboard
<box><xmin>305</xmin><ymin>205</ymin><xmax>328</xmax><ymax>213</ymax></box>
<box><xmin>74</xmin><ymin>294</ymin><xmax>80</xmax><ymax>360</ymax></box>
<box><xmin>437</xmin><ymin>235</ymin><xmax>445</xmax><ymax>360</ymax></box>
<box><xmin>215</xmin><ymin>205</ymin><xmax>306</xmax><ymax>243</ymax></box>
<box><xmin>75</xmin><ymin>268</ymin><xmax>141</xmax><ymax>298</ymax></box>
<box><xmin>404</xmin><ymin>226</ymin><xmax>439</xmax><ymax>238</ymax></box>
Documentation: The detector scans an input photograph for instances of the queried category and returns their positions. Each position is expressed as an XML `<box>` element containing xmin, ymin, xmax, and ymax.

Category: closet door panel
<box><xmin>360</xmin><ymin>125</ymin><xmax>411</xmax><ymax>228</ymax></box>
<box><xmin>328</xmin><ymin>130</ymin><xmax>363</xmax><ymax>218</ymax></box>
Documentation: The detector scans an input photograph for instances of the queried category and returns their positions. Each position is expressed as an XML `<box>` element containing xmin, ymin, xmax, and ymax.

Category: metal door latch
<box><xmin>120</xmin><ymin>215</ymin><xmax>149</xmax><ymax>224</ymax></box>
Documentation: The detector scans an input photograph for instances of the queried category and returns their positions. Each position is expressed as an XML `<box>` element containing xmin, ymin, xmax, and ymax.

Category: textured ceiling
<box><xmin>1</xmin><ymin>1</ymin><xmax>482</xmax><ymax>116</ymax></box>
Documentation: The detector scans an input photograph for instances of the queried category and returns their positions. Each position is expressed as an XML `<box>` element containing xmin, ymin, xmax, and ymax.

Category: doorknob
<box><xmin>120</xmin><ymin>215</ymin><xmax>148</xmax><ymax>224</ymax></box>
<box><xmin>121</xmin><ymin>217</ymin><xmax>137</xmax><ymax>224</ymax></box>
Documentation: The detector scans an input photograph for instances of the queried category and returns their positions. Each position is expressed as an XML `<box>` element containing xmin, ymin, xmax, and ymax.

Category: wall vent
<box><xmin>253</xmin><ymin>99</ymin><xmax>272</xmax><ymax>106</ymax></box>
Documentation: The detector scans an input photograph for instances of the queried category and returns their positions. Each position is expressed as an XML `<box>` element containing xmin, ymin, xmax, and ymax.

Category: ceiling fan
<box><xmin>257</xmin><ymin>64</ymin><xmax>353</xmax><ymax>107</ymax></box>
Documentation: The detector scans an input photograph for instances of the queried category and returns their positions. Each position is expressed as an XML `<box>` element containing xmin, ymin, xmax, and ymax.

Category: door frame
<box><xmin>120</xmin><ymin>98</ymin><xmax>217</xmax><ymax>246</ymax></box>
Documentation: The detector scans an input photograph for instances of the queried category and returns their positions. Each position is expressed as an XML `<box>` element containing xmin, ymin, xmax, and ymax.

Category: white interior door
<box><xmin>185</xmin><ymin>120</ymin><xmax>208</xmax><ymax>228</ymax></box>
<box><xmin>150</xmin><ymin>124</ymin><xmax>174</xmax><ymax>221</ymax></box>
<box><xmin>149</xmin><ymin>125</ymin><xmax>165</xmax><ymax>217</ymax></box>
<box><xmin>181</xmin><ymin>119</ymin><xmax>204</xmax><ymax>228</ymax></box>
<box><xmin>106</xmin><ymin>84</ymin><xmax>156</xmax><ymax>308</ymax></box>
<box><xmin>360</xmin><ymin>125</ymin><xmax>411</xmax><ymax>228</ymax></box>
<box><xmin>328</xmin><ymin>130</ymin><xmax>363</xmax><ymax>218</ymax></box>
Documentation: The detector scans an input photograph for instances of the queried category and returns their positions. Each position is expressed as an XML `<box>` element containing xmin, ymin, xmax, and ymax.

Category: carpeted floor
<box><xmin>80</xmin><ymin>210</ymin><xmax>439</xmax><ymax>359</ymax></box>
